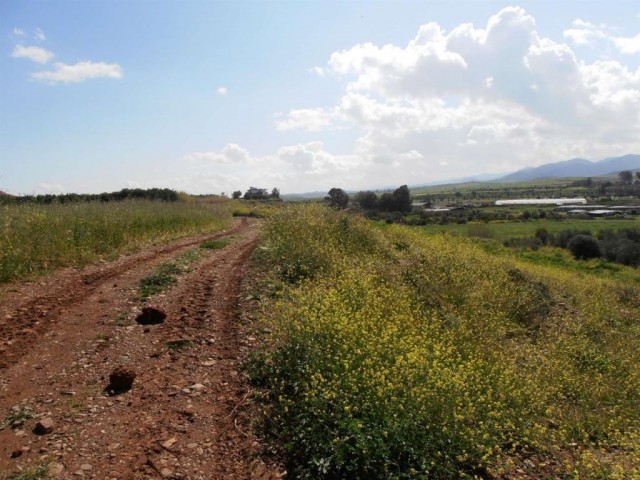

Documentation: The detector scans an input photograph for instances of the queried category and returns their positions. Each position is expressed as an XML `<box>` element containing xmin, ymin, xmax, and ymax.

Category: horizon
<box><xmin>1</xmin><ymin>1</ymin><xmax>639</xmax><ymax>196</ymax></box>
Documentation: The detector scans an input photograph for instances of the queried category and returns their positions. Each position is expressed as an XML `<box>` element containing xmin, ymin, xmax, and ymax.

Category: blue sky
<box><xmin>1</xmin><ymin>1</ymin><xmax>639</xmax><ymax>195</ymax></box>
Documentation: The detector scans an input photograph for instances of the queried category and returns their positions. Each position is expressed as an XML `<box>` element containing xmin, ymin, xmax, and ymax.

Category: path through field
<box><xmin>0</xmin><ymin>218</ymin><xmax>281</xmax><ymax>479</ymax></box>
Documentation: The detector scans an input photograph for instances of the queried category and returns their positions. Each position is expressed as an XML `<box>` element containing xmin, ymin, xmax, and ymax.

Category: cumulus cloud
<box><xmin>31</xmin><ymin>61</ymin><xmax>123</xmax><ymax>84</ymax></box>
<box><xmin>12</xmin><ymin>45</ymin><xmax>54</xmax><ymax>64</ymax></box>
<box><xmin>184</xmin><ymin>143</ymin><xmax>251</xmax><ymax>164</ymax></box>
<box><xmin>216</xmin><ymin>86</ymin><xmax>228</xmax><ymax>95</ymax></box>
<box><xmin>613</xmin><ymin>33</ymin><xmax>640</xmax><ymax>54</ymax></box>
<box><xmin>276</xmin><ymin>6</ymin><xmax>640</xmax><ymax>183</ymax></box>
<box><xmin>563</xmin><ymin>19</ymin><xmax>607</xmax><ymax>45</ymax></box>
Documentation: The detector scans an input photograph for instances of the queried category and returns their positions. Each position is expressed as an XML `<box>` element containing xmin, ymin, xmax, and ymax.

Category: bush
<box><xmin>567</xmin><ymin>234</ymin><xmax>601</xmax><ymax>260</ymax></box>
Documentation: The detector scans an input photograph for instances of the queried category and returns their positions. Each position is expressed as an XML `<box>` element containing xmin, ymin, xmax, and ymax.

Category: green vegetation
<box><xmin>1</xmin><ymin>406</ymin><xmax>33</xmax><ymax>429</ymax></box>
<box><xmin>418</xmin><ymin>217</ymin><xmax>640</xmax><ymax>241</ymax></box>
<box><xmin>200</xmin><ymin>239</ymin><xmax>229</xmax><ymax>250</ymax></box>
<box><xmin>138</xmin><ymin>250</ymin><xmax>200</xmax><ymax>300</ymax></box>
<box><xmin>2</xmin><ymin>464</ymin><xmax>49</xmax><ymax>480</ymax></box>
<box><xmin>250</xmin><ymin>204</ymin><xmax>640</xmax><ymax>479</ymax></box>
<box><xmin>0</xmin><ymin>199</ymin><xmax>230</xmax><ymax>283</ymax></box>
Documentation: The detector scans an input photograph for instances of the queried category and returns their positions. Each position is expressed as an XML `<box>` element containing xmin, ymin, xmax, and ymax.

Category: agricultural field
<box><xmin>417</xmin><ymin>217</ymin><xmax>640</xmax><ymax>241</ymax></box>
<box><xmin>0</xmin><ymin>197</ymin><xmax>232</xmax><ymax>283</ymax></box>
<box><xmin>249</xmin><ymin>203</ymin><xmax>640</xmax><ymax>479</ymax></box>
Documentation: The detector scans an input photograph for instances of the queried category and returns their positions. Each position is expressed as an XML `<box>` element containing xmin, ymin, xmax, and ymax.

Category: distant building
<box><xmin>244</xmin><ymin>187</ymin><xmax>269</xmax><ymax>199</ymax></box>
<box><xmin>495</xmin><ymin>198</ymin><xmax>587</xmax><ymax>206</ymax></box>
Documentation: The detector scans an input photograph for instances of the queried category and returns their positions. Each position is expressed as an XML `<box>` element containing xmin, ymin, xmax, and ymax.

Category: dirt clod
<box><xmin>108</xmin><ymin>366</ymin><xmax>136</xmax><ymax>391</ymax></box>
<box><xmin>136</xmin><ymin>306</ymin><xmax>167</xmax><ymax>325</ymax></box>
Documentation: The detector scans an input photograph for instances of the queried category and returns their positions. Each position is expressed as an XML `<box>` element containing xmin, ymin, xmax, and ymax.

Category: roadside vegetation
<box><xmin>0</xmin><ymin>195</ymin><xmax>231</xmax><ymax>283</ymax></box>
<box><xmin>250</xmin><ymin>203</ymin><xmax>640</xmax><ymax>479</ymax></box>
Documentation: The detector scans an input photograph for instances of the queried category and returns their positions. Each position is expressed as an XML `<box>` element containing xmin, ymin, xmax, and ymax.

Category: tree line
<box><xmin>325</xmin><ymin>185</ymin><xmax>413</xmax><ymax>213</ymax></box>
<box><xmin>0</xmin><ymin>188</ymin><xmax>181</xmax><ymax>205</ymax></box>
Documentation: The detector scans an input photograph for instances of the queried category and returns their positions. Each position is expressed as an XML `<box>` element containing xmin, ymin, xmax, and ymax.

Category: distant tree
<box><xmin>232</xmin><ymin>190</ymin><xmax>242</xmax><ymax>199</ymax></box>
<box><xmin>325</xmin><ymin>188</ymin><xmax>349</xmax><ymax>209</ymax></box>
<box><xmin>618</xmin><ymin>170</ymin><xmax>633</xmax><ymax>185</ymax></box>
<box><xmin>271</xmin><ymin>187</ymin><xmax>281</xmax><ymax>199</ymax></box>
<box><xmin>393</xmin><ymin>185</ymin><xmax>413</xmax><ymax>212</ymax></box>
<box><xmin>378</xmin><ymin>192</ymin><xmax>396</xmax><ymax>211</ymax></box>
<box><xmin>567</xmin><ymin>235</ymin><xmax>601</xmax><ymax>260</ymax></box>
<box><xmin>636</xmin><ymin>172</ymin><xmax>640</xmax><ymax>183</ymax></box>
<box><xmin>354</xmin><ymin>190</ymin><xmax>378</xmax><ymax>209</ymax></box>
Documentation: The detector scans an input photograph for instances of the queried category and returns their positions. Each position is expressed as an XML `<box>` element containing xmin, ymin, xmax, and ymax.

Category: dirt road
<box><xmin>0</xmin><ymin>218</ymin><xmax>280</xmax><ymax>479</ymax></box>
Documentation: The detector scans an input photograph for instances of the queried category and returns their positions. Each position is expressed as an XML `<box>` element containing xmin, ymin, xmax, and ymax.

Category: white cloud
<box><xmin>275</xmin><ymin>6</ymin><xmax>640</xmax><ymax>186</ymax></box>
<box><xmin>275</xmin><ymin>107</ymin><xmax>341</xmax><ymax>131</ymax></box>
<box><xmin>563</xmin><ymin>19</ymin><xmax>607</xmax><ymax>46</ymax></box>
<box><xmin>216</xmin><ymin>86</ymin><xmax>228</xmax><ymax>95</ymax></box>
<box><xmin>31</xmin><ymin>61</ymin><xmax>123</xmax><ymax>84</ymax></box>
<box><xmin>183</xmin><ymin>143</ymin><xmax>251</xmax><ymax>164</ymax></box>
<box><xmin>34</xmin><ymin>28</ymin><xmax>46</xmax><ymax>41</ymax></box>
<box><xmin>12</xmin><ymin>45</ymin><xmax>54</xmax><ymax>64</ymax></box>
<box><xmin>613</xmin><ymin>33</ymin><xmax>640</xmax><ymax>54</ymax></box>
<box><xmin>13</xmin><ymin>28</ymin><xmax>25</xmax><ymax>37</ymax></box>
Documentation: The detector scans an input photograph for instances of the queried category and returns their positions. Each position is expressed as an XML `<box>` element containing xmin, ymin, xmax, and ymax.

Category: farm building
<box><xmin>495</xmin><ymin>198</ymin><xmax>587</xmax><ymax>206</ymax></box>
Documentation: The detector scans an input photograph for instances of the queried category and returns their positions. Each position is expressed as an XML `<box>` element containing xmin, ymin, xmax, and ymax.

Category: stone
<box><xmin>48</xmin><ymin>463</ymin><xmax>65</xmax><ymax>476</ymax></box>
<box><xmin>162</xmin><ymin>437</ymin><xmax>177</xmax><ymax>449</ymax></box>
<box><xmin>108</xmin><ymin>366</ymin><xmax>136</xmax><ymax>391</ymax></box>
<box><xmin>135</xmin><ymin>306</ymin><xmax>167</xmax><ymax>325</ymax></box>
<box><xmin>80</xmin><ymin>464</ymin><xmax>92</xmax><ymax>471</ymax></box>
<box><xmin>33</xmin><ymin>418</ymin><xmax>55</xmax><ymax>435</ymax></box>
<box><xmin>160</xmin><ymin>468</ymin><xmax>173</xmax><ymax>478</ymax></box>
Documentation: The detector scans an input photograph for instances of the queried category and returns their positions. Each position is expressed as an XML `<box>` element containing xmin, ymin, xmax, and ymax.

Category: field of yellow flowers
<box><xmin>0</xmin><ymin>199</ymin><xmax>231</xmax><ymax>283</ymax></box>
<box><xmin>250</xmin><ymin>204</ymin><xmax>640</xmax><ymax>479</ymax></box>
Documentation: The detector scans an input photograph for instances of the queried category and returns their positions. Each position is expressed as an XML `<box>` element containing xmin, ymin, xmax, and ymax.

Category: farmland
<box><xmin>0</xmin><ymin>198</ymin><xmax>232</xmax><ymax>283</ymax></box>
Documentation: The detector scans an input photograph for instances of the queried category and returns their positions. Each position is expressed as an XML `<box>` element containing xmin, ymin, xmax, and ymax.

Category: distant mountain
<box><xmin>498</xmin><ymin>154</ymin><xmax>640</xmax><ymax>182</ymax></box>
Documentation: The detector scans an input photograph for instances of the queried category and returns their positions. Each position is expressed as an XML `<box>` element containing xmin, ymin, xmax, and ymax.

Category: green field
<box><xmin>0</xmin><ymin>199</ymin><xmax>231</xmax><ymax>283</ymax></box>
<box><xmin>251</xmin><ymin>204</ymin><xmax>640</xmax><ymax>479</ymax></box>
<box><xmin>417</xmin><ymin>217</ymin><xmax>640</xmax><ymax>240</ymax></box>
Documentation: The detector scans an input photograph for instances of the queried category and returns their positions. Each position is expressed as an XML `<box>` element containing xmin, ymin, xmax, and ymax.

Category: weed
<box><xmin>3</xmin><ymin>463</ymin><xmax>49</xmax><ymax>480</ymax></box>
<box><xmin>1</xmin><ymin>406</ymin><xmax>33</xmax><ymax>430</ymax></box>
<box><xmin>200</xmin><ymin>239</ymin><xmax>229</xmax><ymax>250</ymax></box>
<box><xmin>166</xmin><ymin>339</ymin><xmax>192</xmax><ymax>351</ymax></box>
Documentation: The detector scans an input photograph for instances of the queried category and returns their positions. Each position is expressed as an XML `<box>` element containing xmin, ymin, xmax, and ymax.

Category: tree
<box><xmin>354</xmin><ymin>190</ymin><xmax>378</xmax><ymax>209</ymax></box>
<box><xmin>567</xmin><ymin>234</ymin><xmax>601</xmax><ymax>260</ymax></box>
<box><xmin>232</xmin><ymin>190</ymin><xmax>242</xmax><ymax>199</ymax></box>
<box><xmin>618</xmin><ymin>170</ymin><xmax>633</xmax><ymax>185</ymax></box>
<box><xmin>325</xmin><ymin>188</ymin><xmax>349</xmax><ymax>209</ymax></box>
<box><xmin>393</xmin><ymin>185</ymin><xmax>412</xmax><ymax>212</ymax></box>
<box><xmin>270</xmin><ymin>188</ymin><xmax>281</xmax><ymax>199</ymax></box>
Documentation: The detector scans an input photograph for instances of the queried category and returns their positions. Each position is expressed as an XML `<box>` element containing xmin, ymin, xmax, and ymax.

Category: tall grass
<box><xmin>251</xmin><ymin>204</ymin><xmax>640</xmax><ymax>479</ymax></box>
<box><xmin>0</xmin><ymin>200</ymin><xmax>231</xmax><ymax>283</ymax></box>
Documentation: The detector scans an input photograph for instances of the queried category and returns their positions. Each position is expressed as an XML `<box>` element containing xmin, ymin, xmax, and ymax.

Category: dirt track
<box><xmin>0</xmin><ymin>218</ymin><xmax>281</xmax><ymax>479</ymax></box>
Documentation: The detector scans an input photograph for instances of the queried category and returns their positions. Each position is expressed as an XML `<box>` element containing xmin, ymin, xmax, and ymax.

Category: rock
<box><xmin>80</xmin><ymin>464</ymin><xmax>92</xmax><ymax>471</ymax></box>
<box><xmin>33</xmin><ymin>418</ymin><xmax>55</xmax><ymax>435</ymax></box>
<box><xmin>108</xmin><ymin>366</ymin><xmax>136</xmax><ymax>391</ymax></box>
<box><xmin>190</xmin><ymin>383</ymin><xmax>205</xmax><ymax>391</ymax></box>
<box><xmin>161</xmin><ymin>437</ymin><xmax>177</xmax><ymax>449</ymax></box>
<box><xmin>48</xmin><ymin>462</ymin><xmax>65</xmax><ymax>476</ymax></box>
<box><xmin>135</xmin><ymin>306</ymin><xmax>167</xmax><ymax>325</ymax></box>
<box><xmin>160</xmin><ymin>468</ymin><xmax>173</xmax><ymax>478</ymax></box>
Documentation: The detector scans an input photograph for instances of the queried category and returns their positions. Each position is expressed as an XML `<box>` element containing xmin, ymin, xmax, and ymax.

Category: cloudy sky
<box><xmin>1</xmin><ymin>1</ymin><xmax>639</xmax><ymax>195</ymax></box>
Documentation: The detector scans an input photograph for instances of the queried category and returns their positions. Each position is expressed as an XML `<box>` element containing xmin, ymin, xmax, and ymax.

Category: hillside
<box><xmin>499</xmin><ymin>154</ymin><xmax>640</xmax><ymax>182</ymax></box>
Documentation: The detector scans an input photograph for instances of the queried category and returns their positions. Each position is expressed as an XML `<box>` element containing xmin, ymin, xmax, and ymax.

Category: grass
<box><xmin>1</xmin><ymin>464</ymin><xmax>49</xmax><ymax>480</ymax></box>
<box><xmin>418</xmin><ymin>217</ymin><xmax>640</xmax><ymax>241</ymax></box>
<box><xmin>249</xmin><ymin>204</ymin><xmax>640</xmax><ymax>479</ymax></box>
<box><xmin>0</xmin><ymin>199</ymin><xmax>231</xmax><ymax>284</ymax></box>
<box><xmin>200</xmin><ymin>239</ymin><xmax>229</xmax><ymax>249</ymax></box>
<box><xmin>138</xmin><ymin>249</ymin><xmax>201</xmax><ymax>300</ymax></box>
